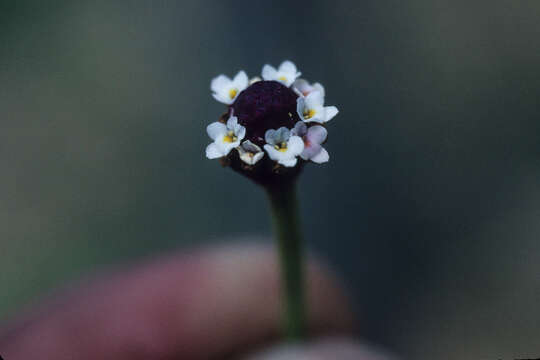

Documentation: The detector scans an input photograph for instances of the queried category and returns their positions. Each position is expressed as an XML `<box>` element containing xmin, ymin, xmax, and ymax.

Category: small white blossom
<box><xmin>263</xmin><ymin>127</ymin><xmax>304</xmax><ymax>167</ymax></box>
<box><xmin>206</xmin><ymin>116</ymin><xmax>246</xmax><ymax>159</ymax></box>
<box><xmin>236</xmin><ymin>140</ymin><xmax>264</xmax><ymax>165</ymax></box>
<box><xmin>292</xmin><ymin>122</ymin><xmax>329</xmax><ymax>164</ymax></box>
<box><xmin>296</xmin><ymin>91</ymin><xmax>338</xmax><ymax>124</ymax></box>
<box><xmin>210</xmin><ymin>71</ymin><xmax>249</xmax><ymax>104</ymax></box>
<box><xmin>261</xmin><ymin>60</ymin><xmax>301</xmax><ymax>87</ymax></box>
<box><xmin>292</xmin><ymin>79</ymin><xmax>325</xmax><ymax>97</ymax></box>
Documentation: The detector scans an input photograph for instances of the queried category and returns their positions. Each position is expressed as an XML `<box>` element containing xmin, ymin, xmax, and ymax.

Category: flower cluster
<box><xmin>205</xmin><ymin>60</ymin><xmax>338</xmax><ymax>184</ymax></box>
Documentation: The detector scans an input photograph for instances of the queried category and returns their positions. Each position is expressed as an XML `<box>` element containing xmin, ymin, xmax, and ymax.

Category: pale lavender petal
<box><xmin>292</xmin><ymin>79</ymin><xmax>310</xmax><ymax>94</ymax></box>
<box><xmin>306</xmin><ymin>125</ymin><xmax>328</xmax><ymax>145</ymax></box>
<box><xmin>292</xmin><ymin>121</ymin><xmax>307</xmax><ymax>137</ymax></box>
<box><xmin>311</xmin><ymin>147</ymin><xmax>329</xmax><ymax>163</ymax></box>
<box><xmin>301</xmin><ymin>142</ymin><xmax>322</xmax><ymax>160</ymax></box>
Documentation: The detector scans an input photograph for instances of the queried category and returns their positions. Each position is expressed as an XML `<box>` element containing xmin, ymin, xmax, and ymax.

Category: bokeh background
<box><xmin>1</xmin><ymin>1</ymin><xmax>540</xmax><ymax>358</ymax></box>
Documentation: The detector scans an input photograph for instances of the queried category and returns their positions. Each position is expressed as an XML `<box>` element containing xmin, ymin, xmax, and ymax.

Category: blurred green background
<box><xmin>1</xmin><ymin>1</ymin><xmax>540</xmax><ymax>358</ymax></box>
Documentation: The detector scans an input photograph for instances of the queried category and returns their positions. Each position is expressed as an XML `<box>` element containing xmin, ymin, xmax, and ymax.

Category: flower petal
<box><xmin>261</xmin><ymin>64</ymin><xmax>277</xmax><ymax>81</ymax></box>
<box><xmin>205</xmin><ymin>143</ymin><xmax>223</xmax><ymax>159</ymax></box>
<box><xmin>212</xmin><ymin>92</ymin><xmax>233</xmax><ymax>105</ymax></box>
<box><xmin>305</xmin><ymin>91</ymin><xmax>325</xmax><ymax>108</ymax></box>
<box><xmin>215</xmin><ymin>139</ymin><xmax>239</xmax><ymax>156</ymax></box>
<box><xmin>238</xmin><ymin>145</ymin><xmax>264</xmax><ymax>165</ymax></box>
<box><xmin>263</xmin><ymin>144</ymin><xmax>281</xmax><ymax>160</ymax></box>
<box><xmin>306</xmin><ymin>125</ymin><xmax>328</xmax><ymax>144</ymax></box>
<box><xmin>293</xmin><ymin>79</ymin><xmax>325</xmax><ymax>97</ymax></box>
<box><xmin>301</xmin><ymin>142</ymin><xmax>322</xmax><ymax>160</ymax></box>
<box><xmin>275</xmin><ymin>127</ymin><xmax>291</xmax><ymax>143</ymax></box>
<box><xmin>296</xmin><ymin>97</ymin><xmax>306</xmax><ymax>120</ymax></box>
<box><xmin>302</xmin><ymin>105</ymin><xmax>325</xmax><ymax>123</ymax></box>
<box><xmin>324</xmin><ymin>106</ymin><xmax>339</xmax><ymax>122</ymax></box>
<box><xmin>226</xmin><ymin>116</ymin><xmax>238</xmax><ymax>129</ymax></box>
<box><xmin>265</xmin><ymin>129</ymin><xmax>277</xmax><ymax>145</ymax></box>
<box><xmin>239</xmin><ymin>153</ymin><xmax>253</xmax><ymax>165</ymax></box>
<box><xmin>279</xmin><ymin>60</ymin><xmax>297</xmax><ymax>74</ymax></box>
<box><xmin>292</xmin><ymin>121</ymin><xmax>307</xmax><ymax>137</ymax></box>
<box><xmin>280</xmin><ymin>158</ymin><xmax>297</xmax><ymax>167</ymax></box>
<box><xmin>210</xmin><ymin>74</ymin><xmax>231</xmax><ymax>93</ymax></box>
<box><xmin>313</xmin><ymin>83</ymin><xmax>325</xmax><ymax>97</ymax></box>
<box><xmin>236</xmin><ymin>126</ymin><xmax>246</xmax><ymax>141</ymax></box>
<box><xmin>292</xmin><ymin>79</ymin><xmax>310</xmax><ymax>94</ymax></box>
<box><xmin>242</xmin><ymin>140</ymin><xmax>261</xmax><ymax>153</ymax></box>
<box><xmin>310</xmin><ymin>147</ymin><xmax>329</xmax><ymax>164</ymax></box>
<box><xmin>252</xmin><ymin>151</ymin><xmax>264</xmax><ymax>164</ymax></box>
<box><xmin>249</xmin><ymin>76</ymin><xmax>262</xmax><ymax>85</ymax></box>
<box><xmin>206</xmin><ymin>122</ymin><xmax>227</xmax><ymax>140</ymax></box>
<box><xmin>232</xmin><ymin>71</ymin><xmax>248</xmax><ymax>90</ymax></box>
<box><xmin>287</xmin><ymin>135</ymin><xmax>305</xmax><ymax>155</ymax></box>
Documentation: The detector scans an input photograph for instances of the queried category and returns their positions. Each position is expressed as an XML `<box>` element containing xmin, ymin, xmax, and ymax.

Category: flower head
<box><xmin>297</xmin><ymin>91</ymin><xmax>338</xmax><ymax>124</ymax></box>
<box><xmin>263</xmin><ymin>127</ymin><xmax>304</xmax><ymax>167</ymax></box>
<box><xmin>211</xmin><ymin>71</ymin><xmax>249</xmax><ymax>105</ymax></box>
<box><xmin>237</xmin><ymin>140</ymin><xmax>264</xmax><ymax>165</ymax></box>
<box><xmin>205</xmin><ymin>61</ymin><xmax>338</xmax><ymax>186</ymax></box>
<box><xmin>292</xmin><ymin>122</ymin><xmax>329</xmax><ymax>164</ymax></box>
<box><xmin>262</xmin><ymin>60</ymin><xmax>301</xmax><ymax>87</ymax></box>
<box><xmin>293</xmin><ymin>79</ymin><xmax>325</xmax><ymax>98</ymax></box>
<box><xmin>205</xmin><ymin>116</ymin><xmax>245</xmax><ymax>159</ymax></box>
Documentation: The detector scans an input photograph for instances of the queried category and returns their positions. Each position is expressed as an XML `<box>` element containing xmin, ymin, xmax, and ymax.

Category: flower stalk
<box><xmin>267</xmin><ymin>181</ymin><xmax>306</xmax><ymax>341</ymax></box>
<box><xmin>205</xmin><ymin>60</ymin><xmax>340</xmax><ymax>342</ymax></box>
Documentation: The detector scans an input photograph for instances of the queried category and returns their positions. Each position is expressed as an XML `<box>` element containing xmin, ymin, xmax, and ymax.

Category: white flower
<box><xmin>296</xmin><ymin>91</ymin><xmax>338</xmax><ymax>124</ymax></box>
<box><xmin>206</xmin><ymin>116</ymin><xmax>246</xmax><ymax>159</ymax></box>
<box><xmin>261</xmin><ymin>60</ymin><xmax>301</xmax><ymax>87</ymax></box>
<box><xmin>292</xmin><ymin>122</ymin><xmax>329</xmax><ymax>164</ymax></box>
<box><xmin>210</xmin><ymin>71</ymin><xmax>249</xmax><ymax>104</ymax></box>
<box><xmin>236</xmin><ymin>140</ymin><xmax>264</xmax><ymax>165</ymax></box>
<box><xmin>292</xmin><ymin>79</ymin><xmax>325</xmax><ymax>97</ymax></box>
<box><xmin>263</xmin><ymin>127</ymin><xmax>304</xmax><ymax>167</ymax></box>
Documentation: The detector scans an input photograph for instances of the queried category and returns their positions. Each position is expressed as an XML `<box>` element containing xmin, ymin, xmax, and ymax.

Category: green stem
<box><xmin>267</xmin><ymin>182</ymin><xmax>306</xmax><ymax>341</ymax></box>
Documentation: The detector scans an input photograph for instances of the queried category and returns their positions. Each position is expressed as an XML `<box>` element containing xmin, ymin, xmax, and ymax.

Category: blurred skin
<box><xmin>0</xmin><ymin>243</ymin><xmax>394</xmax><ymax>359</ymax></box>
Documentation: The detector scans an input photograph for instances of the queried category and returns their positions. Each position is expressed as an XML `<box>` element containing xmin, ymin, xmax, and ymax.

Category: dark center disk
<box><xmin>232</xmin><ymin>80</ymin><xmax>300</xmax><ymax>145</ymax></box>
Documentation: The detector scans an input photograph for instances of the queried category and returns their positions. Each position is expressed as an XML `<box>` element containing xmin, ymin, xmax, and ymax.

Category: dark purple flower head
<box><xmin>231</xmin><ymin>81</ymin><xmax>301</xmax><ymax>146</ymax></box>
<box><xmin>206</xmin><ymin>61</ymin><xmax>339</xmax><ymax>187</ymax></box>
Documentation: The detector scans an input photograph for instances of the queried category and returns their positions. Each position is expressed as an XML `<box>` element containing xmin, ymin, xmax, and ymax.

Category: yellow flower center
<box><xmin>274</xmin><ymin>141</ymin><xmax>288</xmax><ymax>152</ymax></box>
<box><xmin>303</xmin><ymin>108</ymin><xmax>316</xmax><ymax>119</ymax></box>
<box><xmin>223</xmin><ymin>131</ymin><xmax>237</xmax><ymax>143</ymax></box>
<box><xmin>228</xmin><ymin>88</ymin><xmax>238</xmax><ymax>99</ymax></box>
<box><xmin>278</xmin><ymin>76</ymin><xmax>287</xmax><ymax>82</ymax></box>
